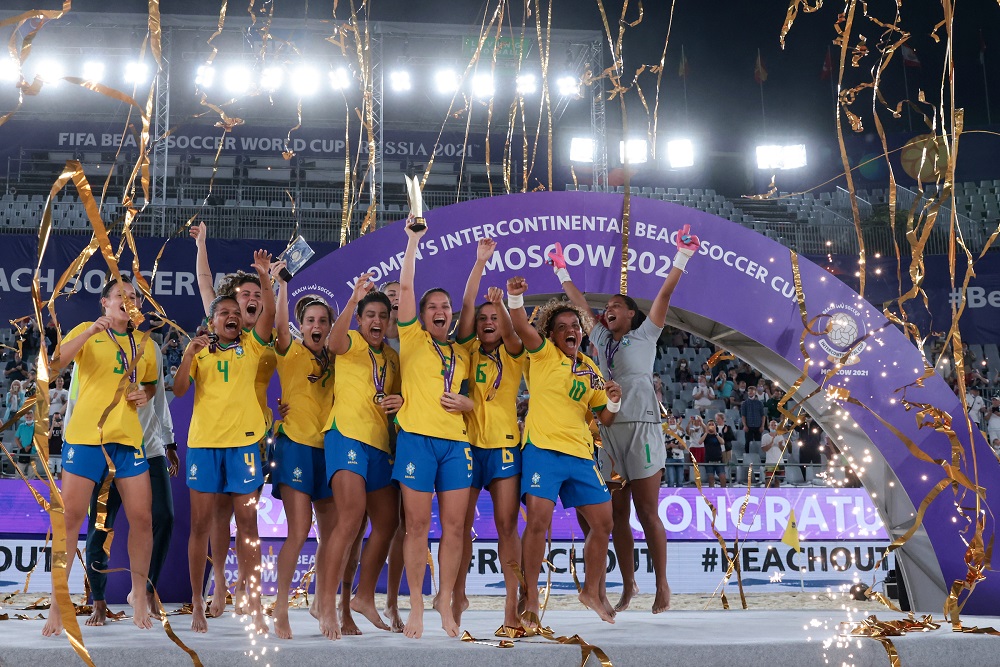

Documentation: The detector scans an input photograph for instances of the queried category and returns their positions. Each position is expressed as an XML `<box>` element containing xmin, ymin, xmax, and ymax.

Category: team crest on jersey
<box><xmin>531</xmin><ymin>472</ymin><xmax>541</xmax><ymax>486</ymax></box>
<box><xmin>189</xmin><ymin>464</ymin><xmax>198</xmax><ymax>478</ymax></box>
<box><xmin>235</xmin><ymin>345</ymin><xmax>245</xmax><ymax>357</ymax></box>
<box><xmin>621</xmin><ymin>336</ymin><xmax>631</xmax><ymax>347</ymax></box>
<box><xmin>65</xmin><ymin>447</ymin><xmax>74</xmax><ymax>462</ymax></box>
<box><xmin>347</xmin><ymin>450</ymin><xmax>357</xmax><ymax>464</ymax></box>
<box><xmin>405</xmin><ymin>462</ymin><xmax>416</xmax><ymax>478</ymax></box>
<box><xmin>292</xmin><ymin>467</ymin><xmax>303</xmax><ymax>480</ymax></box>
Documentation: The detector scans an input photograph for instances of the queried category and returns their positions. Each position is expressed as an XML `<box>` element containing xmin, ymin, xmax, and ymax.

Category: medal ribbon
<box><xmin>572</xmin><ymin>356</ymin><xmax>605</xmax><ymax>390</ymax></box>
<box><xmin>604</xmin><ymin>337</ymin><xmax>622</xmax><ymax>378</ymax></box>
<box><xmin>368</xmin><ymin>348</ymin><xmax>387</xmax><ymax>395</ymax></box>
<box><xmin>432</xmin><ymin>339</ymin><xmax>456</xmax><ymax>393</ymax></box>
<box><xmin>109</xmin><ymin>330</ymin><xmax>138</xmax><ymax>384</ymax></box>
<box><xmin>481</xmin><ymin>346</ymin><xmax>503</xmax><ymax>401</ymax></box>
<box><xmin>308</xmin><ymin>347</ymin><xmax>330</xmax><ymax>383</ymax></box>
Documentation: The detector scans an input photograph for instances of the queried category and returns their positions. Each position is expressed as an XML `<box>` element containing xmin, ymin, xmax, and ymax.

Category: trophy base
<box><xmin>409</xmin><ymin>216</ymin><xmax>427</xmax><ymax>232</ymax></box>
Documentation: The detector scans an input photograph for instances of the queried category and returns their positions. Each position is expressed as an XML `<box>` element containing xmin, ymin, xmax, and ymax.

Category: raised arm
<box><xmin>329</xmin><ymin>273</ymin><xmax>373</xmax><ymax>356</ymax></box>
<box><xmin>172</xmin><ymin>335</ymin><xmax>208</xmax><ymax>398</ymax></box>
<box><xmin>274</xmin><ymin>263</ymin><xmax>292</xmax><ymax>353</ymax></box>
<box><xmin>505</xmin><ymin>276</ymin><xmax>542</xmax><ymax>352</ymax></box>
<box><xmin>398</xmin><ymin>217</ymin><xmax>426</xmax><ymax>325</ymax></box>
<box><xmin>251</xmin><ymin>250</ymin><xmax>275</xmax><ymax>342</ymax></box>
<box><xmin>457</xmin><ymin>238</ymin><xmax>497</xmax><ymax>341</ymax></box>
<box><xmin>649</xmin><ymin>224</ymin><xmax>700</xmax><ymax>327</ymax></box>
<box><xmin>190</xmin><ymin>222</ymin><xmax>217</xmax><ymax>317</ymax></box>
<box><xmin>485</xmin><ymin>286</ymin><xmax>523</xmax><ymax>356</ymax></box>
<box><xmin>548</xmin><ymin>243</ymin><xmax>591</xmax><ymax>316</ymax></box>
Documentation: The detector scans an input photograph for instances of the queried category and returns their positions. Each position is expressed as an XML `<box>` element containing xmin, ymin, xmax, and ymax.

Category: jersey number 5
<box><xmin>217</xmin><ymin>360</ymin><xmax>230</xmax><ymax>382</ymax></box>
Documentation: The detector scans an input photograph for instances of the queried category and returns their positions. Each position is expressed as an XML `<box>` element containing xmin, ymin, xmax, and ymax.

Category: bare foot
<box><xmin>599</xmin><ymin>588</ymin><xmax>616</xmax><ymax>620</ymax></box>
<box><xmin>578</xmin><ymin>591</ymin><xmax>616</xmax><ymax>624</ymax></box>
<box><xmin>250</xmin><ymin>607</ymin><xmax>270</xmax><ymax>635</ymax></box>
<box><xmin>350</xmin><ymin>596</ymin><xmax>391</xmax><ymax>631</ymax></box>
<box><xmin>130</xmin><ymin>590</ymin><xmax>153</xmax><ymax>630</ymax></box>
<box><xmin>146</xmin><ymin>591</ymin><xmax>162</xmax><ymax>621</ymax></box>
<box><xmin>521</xmin><ymin>601</ymin><xmax>540</xmax><ymax>630</ymax></box>
<box><xmin>435</xmin><ymin>596</ymin><xmax>460</xmax><ymax>637</ymax></box>
<box><xmin>451</xmin><ymin>592</ymin><xmax>470</xmax><ymax>627</ymax></box>
<box><xmin>42</xmin><ymin>604</ymin><xmax>63</xmax><ymax>637</ymax></box>
<box><xmin>652</xmin><ymin>583</ymin><xmax>671</xmax><ymax>613</ymax></box>
<box><xmin>318</xmin><ymin>606</ymin><xmax>341</xmax><ymax>641</ymax></box>
<box><xmin>274</xmin><ymin>605</ymin><xmax>292</xmax><ymax>640</ymax></box>
<box><xmin>403</xmin><ymin>604</ymin><xmax>424</xmax><ymax>639</ymax></box>
<box><xmin>384</xmin><ymin>603</ymin><xmax>404</xmax><ymax>633</ymax></box>
<box><xmin>86</xmin><ymin>600</ymin><xmax>109</xmax><ymax>627</ymax></box>
<box><xmin>503</xmin><ymin>598</ymin><xmax>520</xmax><ymax>630</ymax></box>
<box><xmin>614</xmin><ymin>581</ymin><xmax>639</xmax><ymax>612</ymax></box>
<box><xmin>340</xmin><ymin>605</ymin><xmax>362</xmax><ymax>636</ymax></box>
<box><xmin>191</xmin><ymin>599</ymin><xmax>209</xmax><ymax>633</ymax></box>
<box><xmin>309</xmin><ymin>595</ymin><xmax>320</xmax><ymax>620</ymax></box>
<box><xmin>233</xmin><ymin>585</ymin><xmax>247</xmax><ymax>615</ymax></box>
<box><xmin>208</xmin><ymin>593</ymin><xmax>227</xmax><ymax>618</ymax></box>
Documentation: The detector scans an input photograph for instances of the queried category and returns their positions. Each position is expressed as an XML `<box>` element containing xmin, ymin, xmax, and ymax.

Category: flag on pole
<box><xmin>980</xmin><ymin>30</ymin><xmax>987</xmax><ymax>66</ymax></box>
<box><xmin>820</xmin><ymin>46</ymin><xmax>833</xmax><ymax>80</ymax></box>
<box><xmin>678</xmin><ymin>45</ymin><xmax>690</xmax><ymax>79</ymax></box>
<box><xmin>781</xmin><ymin>509</ymin><xmax>802</xmax><ymax>552</ymax></box>
<box><xmin>901</xmin><ymin>45</ymin><xmax>921</xmax><ymax>68</ymax></box>
<box><xmin>754</xmin><ymin>49</ymin><xmax>768</xmax><ymax>84</ymax></box>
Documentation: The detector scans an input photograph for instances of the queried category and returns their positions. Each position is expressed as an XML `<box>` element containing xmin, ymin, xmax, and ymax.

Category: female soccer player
<box><xmin>317</xmin><ymin>274</ymin><xmax>402</xmax><ymax>640</ymax></box>
<box><xmin>190</xmin><ymin>222</ymin><xmax>278</xmax><ymax>616</ymax></box>
<box><xmin>505</xmin><ymin>276</ymin><xmax>622</xmax><ymax>625</ymax></box>
<box><xmin>392</xmin><ymin>217</ymin><xmax>474</xmax><ymax>639</ymax></box>
<box><xmin>43</xmin><ymin>279</ymin><xmax>158</xmax><ymax>637</ymax></box>
<box><xmin>173</xmin><ymin>250</ymin><xmax>274</xmax><ymax>635</ymax></box>
<box><xmin>453</xmin><ymin>239</ymin><xmax>525</xmax><ymax>630</ymax></box>
<box><xmin>551</xmin><ymin>224</ymin><xmax>699</xmax><ymax>613</ymax></box>
<box><xmin>269</xmin><ymin>271</ymin><xmax>337</xmax><ymax>639</ymax></box>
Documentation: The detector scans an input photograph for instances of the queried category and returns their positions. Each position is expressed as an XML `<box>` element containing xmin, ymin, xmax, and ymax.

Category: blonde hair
<box><xmin>534</xmin><ymin>297</ymin><xmax>594</xmax><ymax>339</ymax></box>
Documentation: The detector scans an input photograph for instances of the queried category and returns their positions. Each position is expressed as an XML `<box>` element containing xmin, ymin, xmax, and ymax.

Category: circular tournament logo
<box><xmin>818</xmin><ymin>304</ymin><xmax>867</xmax><ymax>365</ymax></box>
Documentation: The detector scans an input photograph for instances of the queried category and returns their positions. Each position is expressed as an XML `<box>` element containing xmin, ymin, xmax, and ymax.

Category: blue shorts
<box><xmin>391</xmin><ymin>430</ymin><xmax>472</xmax><ymax>493</ymax></box>
<box><xmin>704</xmin><ymin>463</ymin><xmax>727</xmax><ymax>478</ymax></box>
<box><xmin>63</xmin><ymin>443</ymin><xmax>148</xmax><ymax>484</ymax></box>
<box><xmin>186</xmin><ymin>444</ymin><xmax>263</xmax><ymax>495</ymax></box>
<box><xmin>471</xmin><ymin>445</ymin><xmax>521</xmax><ymax>490</ymax></box>
<box><xmin>325</xmin><ymin>430</ymin><xmax>393</xmax><ymax>493</ymax></box>
<box><xmin>521</xmin><ymin>443</ymin><xmax>610</xmax><ymax>508</ymax></box>
<box><xmin>271</xmin><ymin>433</ymin><xmax>332</xmax><ymax>501</ymax></box>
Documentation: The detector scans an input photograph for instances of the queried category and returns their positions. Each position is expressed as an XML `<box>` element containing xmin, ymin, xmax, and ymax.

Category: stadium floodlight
<box><xmin>224</xmin><ymin>65</ymin><xmax>252</xmax><ymax>93</ymax></box>
<box><xmin>666</xmin><ymin>138</ymin><xmax>695</xmax><ymax>169</ymax></box>
<box><xmin>516</xmin><ymin>73</ymin><xmax>537</xmax><ymax>95</ymax></box>
<box><xmin>619</xmin><ymin>139</ymin><xmax>648</xmax><ymax>165</ymax></box>
<box><xmin>472</xmin><ymin>73</ymin><xmax>494</xmax><ymax>98</ymax></box>
<box><xmin>291</xmin><ymin>66</ymin><xmax>320</xmax><ymax>96</ymax></box>
<box><xmin>195</xmin><ymin>65</ymin><xmax>216</xmax><ymax>89</ymax></box>
<box><xmin>556</xmin><ymin>74</ymin><xmax>579</xmax><ymax>97</ymax></box>
<box><xmin>36</xmin><ymin>59</ymin><xmax>64</xmax><ymax>83</ymax></box>
<box><xmin>329</xmin><ymin>67</ymin><xmax>350</xmax><ymax>90</ymax></box>
<box><xmin>434</xmin><ymin>69</ymin><xmax>459</xmax><ymax>94</ymax></box>
<box><xmin>389</xmin><ymin>70</ymin><xmax>411</xmax><ymax>92</ymax></box>
<box><xmin>570</xmin><ymin>137</ymin><xmax>594</xmax><ymax>163</ymax></box>
<box><xmin>756</xmin><ymin>143</ymin><xmax>807</xmax><ymax>169</ymax></box>
<box><xmin>123</xmin><ymin>61</ymin><xmax>150</xmax><ymax>84</ymax></box>
<box><xmin>260</xmin><ymin>66</ymin><xmax>283</xmax><ymax>92</ymax></box>
<box><xmin>82</xmin><ymin>60</ymin><xmax>105</xmax><ymax>83</ymax></box>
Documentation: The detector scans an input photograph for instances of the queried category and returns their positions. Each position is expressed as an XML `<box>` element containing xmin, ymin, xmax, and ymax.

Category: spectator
<box><xmin>662</xmin><ymin>416</ymin><xmax>685</xmax><ymax>487</ymax></box>
<box><xmin>22</xmin><ymin>370</ymin><xmax>37</xmax><ymax>398</ymax></box>
<box><xmin>161</xmin><ymin>335</ymin><xmax>184</xmax><ymax>372</ymax></box>
<box><xmin>164</xmin><ymin>365</ymin><xmax>178</xmax><ymax>392</ymax></box>
<box><xmin>4</xmin><ymin>380</ymin><xmax>26</xmax><ymax>423</ymax></box>
<box><xmin>795</xmin><ymin>418</ymin><xmax>825</xmax><ymax>480</ymax></box>
<box><xmin>670</xmin><ymin>327</ymin><xmax>687</xmax><ymax>351</ymax></box>
<box><xmin>730</xmin><ymin>380</ymin><xmax>747</xmax><ymax>410</ymax></box>
<box><xmin>716</xmin><ymin>371</ymin><xmax>735</xmax><ymax>408</ymax></box>
<box><xmin>49</xmin><ymin>375</ymin><xmax>69</xmax><ymax>418</ymax></box>
<box><xmin>987</xmin><ymin>398</ymin><xmax>1000</xmax><ymax>455</ymax></box>
<box><xmin>49</xmin><ymin>412</ymin><xmax>64</xmax><ymax>478</ymax></box>
<box><xmin>701</xmin><ymin>420</ymin><xmax>727</xmax><ymax>487</ymax></box>
<box><xmin>735</xmin><ymin>362</ymin><xmax>758</xmax><ymax>389</ymax></box>
<box><xmin>714</xmin><ymin>412</ymin><xmax>736</xmax><ymax>467</ymax></box>
<box><xmin>740</xmin><ymin>385</ymin><xmax>766</xmax><ymax>454</ymax></box>
<box><xmin>689</xmin><ymin>334</ymin><xmax>705</xmax><ymax>351</ymax></box>
<box><xmin>764</xmin><ymin>387</ymin><xmax>783</xmax><ymax>421</ymax></box>
<box><xmin>966</xmin><ymin>386</ymin><xmax>986</xmax><ymax>431</ymax></box>
<box><xmin>686</xmin><ymin>414</ymin><xmax>706</xmax><ymax>482</ymax></box>
<box><xmin>44</xmin><ymin>318</ymin><xmax>59</xmax><ymax>351</ymax></box>
<box><xmin>692</xmin><ymin>375</ymin><xmax>715</xmax><ymax>413</ymax></box>
<box><xmin>20</xmin><ymin>319</ymin><xmax>40</xmax><ymax>361</ymax></box>
<box><xmin>4</xmin><ymin>351</ymin><xmax>28</xmax><ymax>384</ymax></box>
<box><xmin>652</xmin><ymin>373</ymin><xmax>664</xmax><ymax>405</ymax></box>
<box><xmin>15</xmin><ymin>410</ymin><xmax>36</xmax><ymax>479</ymax></box>
<box><xmin>760</xmin><ymin>419</ymin><xmax>786</xmax><ymax>487</ymax></box>
<box><xmin>674</xmin><ymin>359</ymin><xmax>694</xmax><ymax>385</ymax></box>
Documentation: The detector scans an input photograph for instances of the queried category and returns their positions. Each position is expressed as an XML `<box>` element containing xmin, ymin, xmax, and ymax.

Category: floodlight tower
<box><xmin>151</xmin><ymin>26</ymin><xmax>171</xmax><ymax>236</ymax></box>
<box><xmin>588</xmin><ymin>37</ymin><xmax>607</xmax><ymax>192</ymax></box>
<box><xmin>370</xmin><ymin>25</ymin><xmax>384</xmax><ymax>229</ymax></box>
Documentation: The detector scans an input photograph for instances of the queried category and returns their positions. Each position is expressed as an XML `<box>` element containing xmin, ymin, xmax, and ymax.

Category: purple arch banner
<box><xmin>289</xmin><ymin>191</ymin><xmax>998</xmax><ymax>615</ymax></box>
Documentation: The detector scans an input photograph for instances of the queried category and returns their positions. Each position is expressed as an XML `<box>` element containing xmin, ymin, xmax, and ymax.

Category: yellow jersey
<box><xmin>394</xmin><ymin>317</ymin><xmax>471</xmax><ymax>442</ymax></box>
<box><xmin>63</xmin><ymin>322</ymin><xmax>159</xmax><ymax>449</ymax></box>
<box><xmin>188</xmin><ymin>329</ymin><xmax>271</xmax><ymax>449</ymax></box>
<box><xmin>276</xmin><ymin>339</ymin><xmax>335</xmax><ymax>448</ymax></box>
<box><xmin>523</xmin><ymin>339</ymin><xmax>608</xmax><ymax>460</ymax></box>
<box><xmin>325</xmin><ymin>330</ymin><xmax>400</xmax><ymax>453</ymax></box>
<box><xmin>248</xmin><ymin>327</ymin><xmax>277</xmax><ymax>431</ymax></box>
<box><xmin>458</xmin><ymin>335</ymin><xmax>525</xmax><ymax>450</ymax></box>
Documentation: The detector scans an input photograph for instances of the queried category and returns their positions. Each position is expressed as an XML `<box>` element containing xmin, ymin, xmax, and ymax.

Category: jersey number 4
<box><xmin>217</xmin><ymin>360</ymin><xmax>230</xmax><ymax>382</ymax></box>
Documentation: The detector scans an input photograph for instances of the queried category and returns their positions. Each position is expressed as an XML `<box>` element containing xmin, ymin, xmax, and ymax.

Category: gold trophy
<box><xmin>404</xmin><ymin>174</ymin><xmax>426</xmax><ymax>232</ymax></box>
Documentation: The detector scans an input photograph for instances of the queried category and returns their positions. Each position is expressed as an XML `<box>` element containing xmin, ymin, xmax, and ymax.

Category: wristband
<box><xmin>507</xmin><ymin>294</ymin><xmax>524</xmax><ymax>309</ymax></box>
<box><xmin>555</xmin><ymin>267</ymin><xmax>571</xmax><ymax>283</ymax></box>
<box><xmin>607</xmin><ymin>398</ymin><xmax>621</xmax><ymax>413</ymax></box>
<box><xmin>165</xmin><ymin>442</ymin><xmax>178</xmax><ymax>451</ymax></box>
<box><xmin>672</xmin><ymin>251</ymin><xmax>691</xmax><ymax>272</ymax></box>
